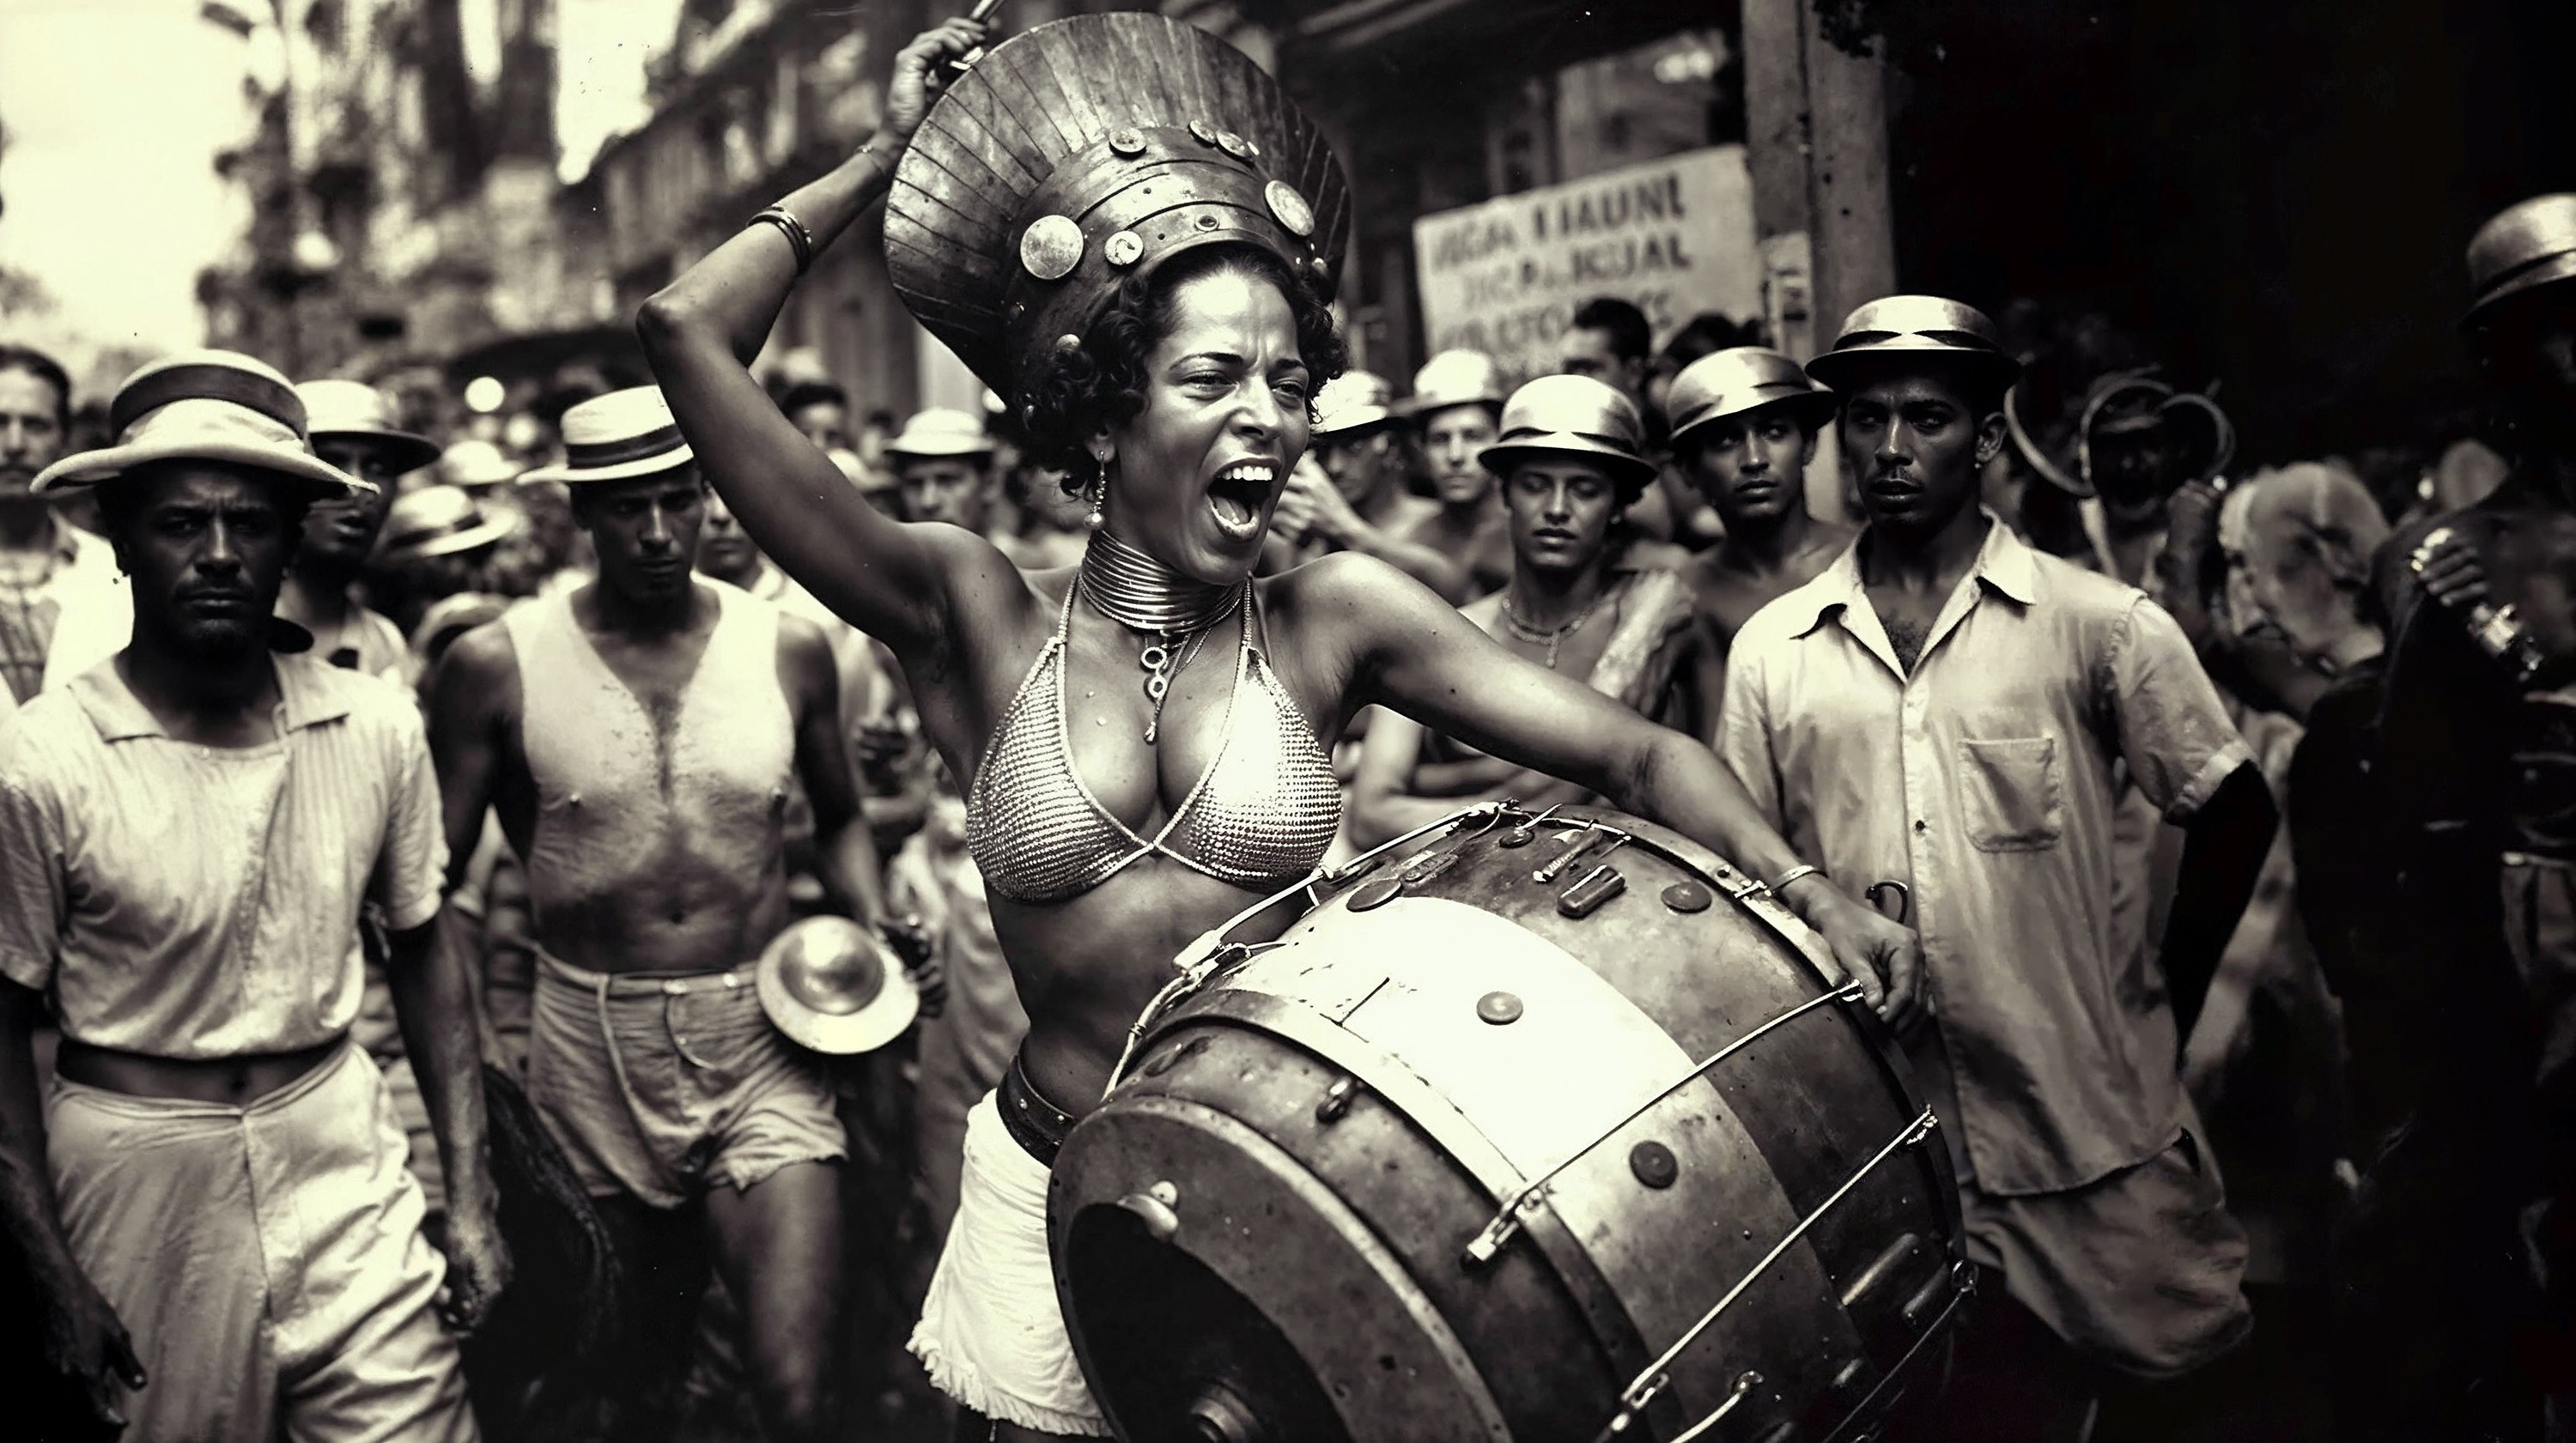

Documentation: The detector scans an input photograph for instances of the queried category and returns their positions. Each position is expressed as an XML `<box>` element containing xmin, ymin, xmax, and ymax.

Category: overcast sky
<box><xmin>0</xmin><ymin>0</ymin><xmax>677</xmax><ymax>367</ymax></box>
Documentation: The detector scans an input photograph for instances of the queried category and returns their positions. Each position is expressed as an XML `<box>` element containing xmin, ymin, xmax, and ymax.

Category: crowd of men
<box><xmin>2</xmin><ymin>188</ymin><xmax>2575</xmax><ymax>1442</ymax></box>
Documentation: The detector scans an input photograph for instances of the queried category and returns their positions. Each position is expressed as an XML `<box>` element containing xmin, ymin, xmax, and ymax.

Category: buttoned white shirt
<box><xmin>1719</xmin><ymin>513</ymin><xmax>2251</xmax><ymax>1194</ymax></box>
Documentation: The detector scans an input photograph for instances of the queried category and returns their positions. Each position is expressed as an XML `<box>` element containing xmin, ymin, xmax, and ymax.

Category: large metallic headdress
<box><xmin>886</xmin><ymin>12</ymin><xmax>1352</xmax><ymax>400</ymax></box>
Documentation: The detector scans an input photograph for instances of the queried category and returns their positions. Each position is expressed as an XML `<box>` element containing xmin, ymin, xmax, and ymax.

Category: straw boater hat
<box><xmin>1477</xmin><ymin>374</ymin><xmax>1659</xmax><ymax>495</ymax></box>
<box><xmin>755</xmin><ymin>916</ymin><xmax>919</xmax><ymax>1055</ymax></box>
<box><xmin>1665</xmin><ymin>346</ymin><xmax>1841</xmax><ymax>452</ymax></box>
<box><xmin>883</xmin><ymin>408</ymin><xmax>995</xmax><ymax>463</ymax></box>
<box><xmin>32</xmin><ymin>349</ymin><xmax>368</xmax><ymax>498</ymax></box>
<box><xmin>2464</xmin><ymin>193</ymin><xmax>2576</xmax><ymax>328</ymax></box>
<box><xmin>519</xmin><ymin>386</ymin><xmax>695</xmax><ymax>485</ymax></box>
<box><xmin>884</xmin><ymin>11</ymin><xmax>1350</xmax><ymax>403</ymax></box>
<box><xmin>1311</xmin><ymin>369</ymin><xmax>1399</xmax><ymax>440</ymax></box>
<box><xmin>1804</xmin><ymin>295</ymin><xmax>2024</xmax><ymax>397</ymax></box>
<box><xmin>297</xmin><ymin>379</ymin><xmax>440</xmax><ymax>476</ymax></box>
<box><xmin>1402</xmin><ymin>349</ymin><xmax>1508</xmax><ymax>422</ymax></box>
<box><xmin>379</xmin><ymin>484</ymin><xmax>519</xmax><ymax>563</ymax></box>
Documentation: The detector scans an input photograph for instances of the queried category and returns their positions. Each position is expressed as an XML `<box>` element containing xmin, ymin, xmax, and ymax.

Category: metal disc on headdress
<box><xmin>886</xmin><ymin>12</ymin><xmax>1352</xmax><ymax>399</ymax></box>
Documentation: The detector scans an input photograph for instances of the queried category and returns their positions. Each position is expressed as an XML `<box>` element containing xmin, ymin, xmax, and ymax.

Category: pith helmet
<box><xmin>1402</xmin><ymin>349</ymin><xmax>1508</xmax><ymax>421</ymax></box>
<box><xmin>1477</xmin><ymin>374</ymin><xmax>1657</xmax><ymax>494</ymax></box>
<box><xmin>2464</xmin><ymin>193</ymin><xmax>2576</xmax><ymax>327</ymax></box>
<box><xmin>1666</xmin><ymin>346</ymin><xmax>1839</xmax><ymax>451</ymax></box>
<box><xmin>885</xmin><ymin>12</ymin><xmax>1349</xmax><ymax>402</ymax></box>
<box><xmin>1805</xmin><ymin>295</ymin><xmax>2022</xmax><ymax>396</ymax></box>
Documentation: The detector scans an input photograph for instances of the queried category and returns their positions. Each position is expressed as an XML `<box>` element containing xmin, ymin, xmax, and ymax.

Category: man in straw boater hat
<box><xmin>1665</xmin><ymin>345</ymin><xmax>1856</xmax><ymax>656</ymax></box>
<box><xmin>1717</xmin><ymin>297</ymin><xmax>2279</xmax><ymax>1439</ymax></box>
<box><xmin>1350</xmin><ymin>373</ymin><xmax>1713</xmax><ymax>846</ymax></box>
<box><xmin>0</xmin><ymin>350</ymin><xmax>505</xmax><ymax>1440</ymax></box>
<box><xmin>2345</xmin><ymin>192</ymin><xmax>2576</xmax><ymax>1441</ymax></box>
<box><xmin>1388</xmin><ymin>347</ymin><xmax>1516</xmax><ymax>597</ymax></box>
<box><xmin>425</xmin><ymin>383</ymin><xmax>929</xmax><ymax>1443</ymax></box>
<box><xmin>279</xmin><ymin>379</ymin><xmax>437</xmax><ymax>682</ymax></box>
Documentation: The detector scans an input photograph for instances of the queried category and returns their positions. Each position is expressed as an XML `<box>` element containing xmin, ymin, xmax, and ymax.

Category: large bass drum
<box><xmin>1051</xmin><ymin>803</ymin><xmax>1968</xmax><ymax>1443</ymax></box>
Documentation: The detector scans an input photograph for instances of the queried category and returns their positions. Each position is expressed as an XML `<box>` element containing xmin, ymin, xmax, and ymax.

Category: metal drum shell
<box><xmin>1054</xmin><ymin>806</ymin><xmax>1965</xmax><ymax>1443</ymax></box>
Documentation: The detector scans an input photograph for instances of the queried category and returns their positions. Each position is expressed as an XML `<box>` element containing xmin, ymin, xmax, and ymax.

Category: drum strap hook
<box><xmin>1465</xmin><ymin>981</ymin><xmax>1868</xmax><ymax>1266</ymax></box>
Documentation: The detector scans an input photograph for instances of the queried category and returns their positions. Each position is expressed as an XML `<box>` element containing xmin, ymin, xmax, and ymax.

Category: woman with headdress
<box><xmin>638</xmin><ymin>15</ymin><xmax>1920</xmax><ymax>1439</ymax></box>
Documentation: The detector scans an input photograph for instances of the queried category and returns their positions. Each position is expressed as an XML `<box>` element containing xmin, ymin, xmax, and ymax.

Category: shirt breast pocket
<box><xmin>1959</xmin><ymin>736</ymin><xmax>2063</xmax><ymax>852</ymax></box>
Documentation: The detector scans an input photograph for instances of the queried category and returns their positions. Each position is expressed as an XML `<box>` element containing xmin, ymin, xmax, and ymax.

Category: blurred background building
<box><xmin>20</xmin><ymin>0</ymin><xmax>2549</xmax><ymax>471</ymax></box>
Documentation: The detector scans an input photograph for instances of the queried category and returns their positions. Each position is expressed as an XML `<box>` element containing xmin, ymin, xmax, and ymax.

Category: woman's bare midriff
<box><xmin>991</xmin><ymin>851</ymin><xmax>1303</xmax><ymax>1117</ymax></box>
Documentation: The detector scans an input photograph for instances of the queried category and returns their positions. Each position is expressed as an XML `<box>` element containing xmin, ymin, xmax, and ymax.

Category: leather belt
<box><xmin>999</xmin><ymin>1047</ymin><xmax>1078</xmax><ymax>1167</ymax></box>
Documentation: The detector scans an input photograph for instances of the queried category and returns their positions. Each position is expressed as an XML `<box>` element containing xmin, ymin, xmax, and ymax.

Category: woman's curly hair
<box><xmin>1018</xmin><ymin>242</ymin><xmax>1348</xmax><ymax>494</ymax></box>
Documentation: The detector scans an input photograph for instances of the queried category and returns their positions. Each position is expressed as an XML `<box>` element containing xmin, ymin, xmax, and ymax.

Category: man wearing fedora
<box><xmin>1717</xmin><ymin>297</ymin><xmax>2276</xmax><ymax>1439</ymax></box>
<box><xmin>1388</xmin><ymin>349</ymin><xmax>1515</xmax><ymax>597</ymax></box>
<box><xmin>374</xmin><ymin>483</ymin><xmax>519</xmax><ymax>644</ymax></box>
<box><xmin>426</xmin><ymin>385</ymin><xmax>897</xmax><ymax>1443</ymax></box>
<box><xmin>0</xmin><ymin>350</ymin><xmax>504</xmax><ymax>1440</ymax></box>
<box><xmin>2351</xmin><ymin>192</ymin><xmax>2576</xmax><ymax>1441</ymax></box>
<box><xmin>1666</xmin><ymin>345</ymin><xmax>1856</xmax><ymax>661</ymax></box>
<box><xmin>0</xmin><ymin>343</ymin><xmax>126</xmax><ymax>706</ymax></box>
<box><xmin>279</xmin><ymin>379</ymin><xmax>436</xmax><ymax>682</ymax></box>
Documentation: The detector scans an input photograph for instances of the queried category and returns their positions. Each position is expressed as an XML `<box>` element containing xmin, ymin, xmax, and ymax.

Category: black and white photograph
<box><xmin>0</xmin><ymin>1</ymin><xmax>2570</xmax><ymax>1440</ymax></box>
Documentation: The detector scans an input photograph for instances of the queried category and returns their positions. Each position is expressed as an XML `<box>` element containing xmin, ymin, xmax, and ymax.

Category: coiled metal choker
<box><xmin>1074</xmin><ymin>529</ymin><xmax>1245</xmax><ymax>637</ymax></box>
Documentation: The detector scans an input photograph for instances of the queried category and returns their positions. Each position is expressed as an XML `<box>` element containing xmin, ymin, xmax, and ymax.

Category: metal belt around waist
<box><xmin>1000</xmin><ymin>1047</ymin><xmax>1078</xmax><ymax>1167</ymax></box>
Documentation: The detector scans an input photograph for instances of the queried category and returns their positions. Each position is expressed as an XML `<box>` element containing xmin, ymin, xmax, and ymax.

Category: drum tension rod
<box><xmin>1593</xmin><ymin>1110</ymin><xmax>1940</xmax><ymax>1443</ymax></box>
<box><xmin>1463</xmin><ymin>981</ymin><xmax>1868</xmax><ymax>1266</ymax></box>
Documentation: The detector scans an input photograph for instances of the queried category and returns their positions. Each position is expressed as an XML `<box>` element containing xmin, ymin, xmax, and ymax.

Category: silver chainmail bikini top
<box><xmin>963</xmin><ymin>581</ymin><xmax>1343</xmax><ymax>906</ymax></box>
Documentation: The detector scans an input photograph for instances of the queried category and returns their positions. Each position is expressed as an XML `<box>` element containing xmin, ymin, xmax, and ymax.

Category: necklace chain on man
<box><xmin>1503</xmin><ymin>582</ymin><xmax>1612</xmax><ymax>670</ymax></box>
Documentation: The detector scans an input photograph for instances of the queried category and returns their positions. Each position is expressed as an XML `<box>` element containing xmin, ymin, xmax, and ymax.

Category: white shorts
<box><xmin>908</xmin><ymin>1091</ymin><xmax>1113</xmax><ymax>1436</ymax></box>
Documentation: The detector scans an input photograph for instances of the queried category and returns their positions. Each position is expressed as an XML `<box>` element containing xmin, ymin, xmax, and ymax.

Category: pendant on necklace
<box><xmin>1140</xmin><ymin>637</ymin><xmax>1175</xmax><ymax>744</ymax></box>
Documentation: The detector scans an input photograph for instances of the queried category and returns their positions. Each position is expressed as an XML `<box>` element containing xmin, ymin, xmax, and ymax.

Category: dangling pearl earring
<box><xmin>1088</xmin><ymin>448</ymin><xmax>1112</xmax><ymax>529</ymax></box>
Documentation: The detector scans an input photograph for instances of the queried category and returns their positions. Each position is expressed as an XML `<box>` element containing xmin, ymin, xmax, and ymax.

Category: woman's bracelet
<box><xmin>1771</xmin><ymin>863</ymin><xmax>1824</xmax><ymax>895</ymax></box>
<box><xmin>750</xmin><ymin>203</ymin><xmax>817</xmax><ymax>276</ymax></box>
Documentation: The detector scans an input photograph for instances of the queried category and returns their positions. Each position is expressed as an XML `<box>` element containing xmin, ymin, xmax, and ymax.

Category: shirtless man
<box><xmin>427</xmin><ymin>386</ymin><xmax>894</xmax><ymax>1443</ymax></box>
<box><xmin>1667</xmin><ymin>347</ymin><xmax>1855</xmax><ymax>675</ymax></box>
<box><xmin>1391</xmin><ymin>349</ymin><xmax>1513</xmax><ymax>597</ymax></box>
<box><xmin>1273</xmin><ymin>369</ymin><xmax>1472</xmax><ymax>600</ymax></box>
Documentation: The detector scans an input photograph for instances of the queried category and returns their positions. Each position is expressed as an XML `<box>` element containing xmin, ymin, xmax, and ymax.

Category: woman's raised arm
<box><xmin>636</xmin><ymin>19</ymin><xmax>990</xmax><ymax>652</ymax></box>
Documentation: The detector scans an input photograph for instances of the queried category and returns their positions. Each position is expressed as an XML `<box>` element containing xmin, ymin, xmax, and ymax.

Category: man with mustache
<box><xmin>425</xmin><ymin>385</ymin><xmax>903</xmax><ymax>1443</ymax></box>
<box><xmin>0</xmin><ymin>343</ymin><xmax>125</xmax><ymax>707</ymax></box>
<box><xmin>1717</xmin><ymin>297</ymin><xmax>2276</xmax><ymax>1440</ymax></box>
<box><xmin>0</xmin><ymin>350</ymin><xmax>504</xmax><ymax>1440</ymax></box>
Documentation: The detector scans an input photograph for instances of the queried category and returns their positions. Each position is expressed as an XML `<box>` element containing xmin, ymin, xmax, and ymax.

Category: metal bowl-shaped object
<box><xmin>1052</xmin><ymin>804</ymin><xmax>1965</xmax><ymax>1443</ymax></box>
<box><xmin>755</xmin><ymin>916</ymin><xmax>917</xmax><ymax>1056</ymax></box>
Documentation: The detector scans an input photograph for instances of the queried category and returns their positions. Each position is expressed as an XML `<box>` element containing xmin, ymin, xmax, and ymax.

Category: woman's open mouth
<box><xmin>1206</xmin><ymin>460</ymin><xmax>1277</xmax><ymax>542</ymax></box>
